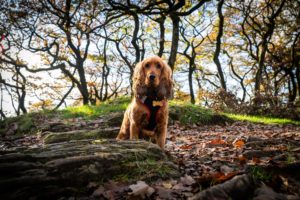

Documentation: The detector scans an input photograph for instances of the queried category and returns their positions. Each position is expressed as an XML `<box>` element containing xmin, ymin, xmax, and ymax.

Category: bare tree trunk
<box><xmin>296</xmin><ymin>67</ymin><xmax>300</xmax><ymax>98</ymax></box>
<box><xmin>77</xmin><ymin>60</ymin><xmax>89</xmax><ymax>105</ymax></box>
<box><xmin>288</xmin><ymin>70</ymin><xmax>297</xmax><ymax>103</ymax></box>
<box><xmin>131</xmin><ymin>12</ymin><xmax>140</xmax><ymax>65</ymax></box>
<box><xmin>54</xmin><ymin>84</ymin><xmax>74</xmax><ymax>110</ymax></box>
<box><xmin>292</xmin><ymin>32</ymin><xmax>300</xmax><ymax>99</ymax></box>
<box><xmin>188</xmin><ymin>64</ymin><xmax>195</xmax><ymax>104</ymax></box>
<box><xmin>157</xmin><ymin>16</ymin><xmax>166</xmax><ymax>57</ymax></box>
<box><xmin>255</xmin><ymin>36</ymin><xmax>268</xmax><ymax>94</ymax></box>
<box><xmin>213</xmin><ymin>0</ymin><xmax>227</xmax><ymax>91</ymax></box>
<box><xmin>168</xmin><ymin>14</ymin><xmax>180</xmax><ymax>71</ymax></box>
<box><xmin>0</xmin><ymin>85</ymin><xmax>5</xmax><ymax>119</ymax></box>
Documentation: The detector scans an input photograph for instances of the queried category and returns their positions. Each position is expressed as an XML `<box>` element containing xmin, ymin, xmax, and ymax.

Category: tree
<box><xmin>213</xmin><ymin>0</ymin><xmax>226</xmax><ymax>91</ymax></box>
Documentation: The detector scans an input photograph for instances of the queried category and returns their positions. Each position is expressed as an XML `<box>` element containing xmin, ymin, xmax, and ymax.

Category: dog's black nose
<box><xmin>149</xmin><ymin>74</ymin><xmax>156</xmax><ymax>80</ymax></box>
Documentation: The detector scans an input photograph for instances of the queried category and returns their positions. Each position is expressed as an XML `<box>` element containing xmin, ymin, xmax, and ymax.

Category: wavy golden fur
<box><xmin>116</xmin><ymin>56</ymin><xmax>173</xmax><ymax>149</ymax></box>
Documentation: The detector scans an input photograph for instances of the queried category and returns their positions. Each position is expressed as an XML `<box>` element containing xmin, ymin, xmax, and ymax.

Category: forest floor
<box><xmin>0</xmin><ymin>102</ymin><xmax>300</xmax><ymax>199</ymax></box>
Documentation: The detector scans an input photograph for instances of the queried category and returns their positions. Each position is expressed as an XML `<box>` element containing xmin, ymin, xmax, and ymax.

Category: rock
<box><xmin>0</xmin><ymin>139</ymin><xmax>179</xmax><ymax>199</ymax></box>
<box><xmin>243</xmin><ymin>150</ymin><xmax>283</xmax><ymax>159</ymax></box>
<box><xmin>105</xmin><ymin>112</ymin><xmax>124</xmax><ymax>127</ymax></box>
<box><xmin>189</xmin><ymin>174</ymin><xmax>256</xmax><ymax>200</ymax></box>
<box><xmin>43</xmin><ymin>127</ymin><xmax>119</xmax><ymax>144</ymax></box>
<box><xmin>253</xmin><ymin>184</ymin><xmax>288</xmax><ymax>200</ymax></box>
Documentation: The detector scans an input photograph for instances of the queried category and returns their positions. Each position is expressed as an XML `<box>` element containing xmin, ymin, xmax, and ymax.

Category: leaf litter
<box><xmin>1</xmin><ymin>119</ymin><xmax>300</xmax><ymax>199</ymax></box>
<box><xmin>87</xmin><ymin>121</ymin><xmax>300</xmax><ymax>199</ymax></box>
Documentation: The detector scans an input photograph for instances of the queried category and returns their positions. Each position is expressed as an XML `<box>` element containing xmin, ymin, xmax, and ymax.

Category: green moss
<box><xmin>44</xmin><ymin>129</ymin><xmax>117</xmax><ymax>144</ymax></box>
<box><xmin>0</xmin><ymin>114</ymin><xmax>36</xmax><ymax>136</ymax></box>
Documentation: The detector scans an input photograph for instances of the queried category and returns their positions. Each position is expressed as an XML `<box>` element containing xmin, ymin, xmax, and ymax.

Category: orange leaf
<box><xmin>209</xmin><ymin>138</ymin><xmax>226</xmax><ymax>145</ymax></box>
<box><xmin>252</xmin><ymin>157</ymin><xmax>261</xmax><ymax>164</ymax></box>
<box><xmin>233</xmin><ymin>139</ymin><xmax>245</xmax><ymax>149</ymax></box>
<box><xmin>212</xmin><ymin>172</ymin><xmax>238</xmax><ymax>183</ymax></box>
<box><xmin>180</xmin><ymin>144</ymin><xmax>193</xmax><ymax>150</ymax></box>
<box><xmin>217</xmin><ymin>172</ymin><xmax>237</xmax><ymax>182</ymax></box>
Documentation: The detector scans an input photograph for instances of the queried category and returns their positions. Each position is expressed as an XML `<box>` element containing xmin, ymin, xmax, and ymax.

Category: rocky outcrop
<box><xmin>43</xmin><ymin>127</ymin><xmax>119</xmax><ymax>144</ymax></box>
<box><xmin>0</xmin><ymin>139</ymin><xmax>179</xmax><ymax>199</ymax></box>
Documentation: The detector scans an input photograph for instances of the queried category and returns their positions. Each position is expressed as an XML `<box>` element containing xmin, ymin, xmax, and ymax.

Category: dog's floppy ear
<box><xmin>133</xmin><ymin>61</ymin><xmax>147</xmax><ymax>98</ymax></box>
<box><xmin>157</xmin><ymin>62</ymin><xmax>173</xmax><ymax>99</ymax></box>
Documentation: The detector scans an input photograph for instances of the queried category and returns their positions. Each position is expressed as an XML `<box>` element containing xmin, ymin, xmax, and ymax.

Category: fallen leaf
<box><xmin>236</xmin><ymin>155</ymin><xmax>248</xmax><ymax>165</ymax></box>
<box><xmin>209</xmin><ymin>138</ymin><xmax>226</xmax><ymax>146</ymax></box>
<box><xmin>252</xmin><ymin>157</ymin><xmax>261</xmax><ymax>164</ymax></box>
<box><xmin>173</xmin><ymin>182</ymin><xmax>193</xmax><ymax>192</ymax></box>
<box><xmin>156</xmin><ymin>186</ymin><xmax>174</xmax><ymax>199</ymax></box>
<box><xmin>180</xmin><ymin>175</ymin><xmax>196</xmax><ymax>186</ymax></box>
<box><xmin>180</xmin><ymin>144</ymin><xmax>193</xmax><ymax>150</ymax></box>
<box><xmin>129</xmin><ymin>181</ymin><xmax>154</xmax><ymax>198</ymax></box>
<box><xmin>92</xmin><ymin>186</ymin><xmax>105</xmax><ymax>197</ymax></box>
<box><xmin>162</xmin><ymin>181</ymin><xmax>173</xmax><ymax>189</ymax></box>
<box><xmin>233</xmin><ymin>139</ymin><xmax>245</xmax><ymax>149</ymax></box>
<box><xmin>220</xmin><ymin>165</ymin><xmax>234</xmax><ymax>175</ymax></box>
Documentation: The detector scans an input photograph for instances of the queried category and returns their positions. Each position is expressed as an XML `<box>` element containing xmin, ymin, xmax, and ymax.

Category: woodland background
<box><xmin>0</xmin><ymin>0</ymin><xmax>299</xmax><ymax>119</ymax></box>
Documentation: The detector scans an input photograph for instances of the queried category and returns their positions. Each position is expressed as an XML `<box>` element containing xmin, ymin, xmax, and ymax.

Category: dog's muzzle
<box><xmin>149</xmin><ymin>74</ymin><xmax>156</xmax><ymax>81</ymax></box>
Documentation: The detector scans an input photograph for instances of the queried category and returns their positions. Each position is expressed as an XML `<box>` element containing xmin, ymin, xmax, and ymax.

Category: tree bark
<box><xmin>168</xmin><ymin>14</ymin><xmax>180</xmax><ymax>71</ymax></box>
<box><xmin>157</xmin><ymin>16</ymin><xmax>166</xmax><ymax>57</ymax></box>
<box><xmin>254</xmin><ymin>0</ymin><xmax>286</xmax><ymax>95</ymax></box>
<box><xmin>76</xmin><ymin>60</ymin><xmax>89</xmax><ymax>105</ymax></box>
<box><xmin>213</xmin><ymin>0</ymin><xmax>227</xmax><ymax>91</ymax></box>
<box><xmin>188</xmin><ymin>64</ymin><xmax>196</xmax><ymax>104</ymax></box>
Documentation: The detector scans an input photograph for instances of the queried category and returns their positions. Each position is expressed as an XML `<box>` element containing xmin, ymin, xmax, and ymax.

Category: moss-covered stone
<box><xmin>43</xmin><ymin>127</ymin><xmax>119</xmax><ymax>144</ymax></box>
<box><xmin>0</xmin><ymin>139</ymin><xmax>179</xmax><ymax>199</ymax></box>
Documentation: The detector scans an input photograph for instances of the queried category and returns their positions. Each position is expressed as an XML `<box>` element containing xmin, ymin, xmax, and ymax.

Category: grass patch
<box><xmin>286</xmin><ymin>154</ymin><xmax>296</xmax><ymax>164</ymax></box>
<box><xmin>249</xmin><ymin>166</ymin><xmax>273</xmax><ymax>182</ymax></box>
<box><xmin>1</xmin><ymin>96</ymin><xmax>299</xmax><ymax>137</ymax></box>
<box><xmin>224</xmin><ymin>113</ymin><xmax>300</xmax><ymax>126</ymax></box>
<box><xmin>169</xmin><ymin>100</ymin><xmax>229</xmax><ymax>125</ymax></box>
<box><xmin>60</xmin><ymin>96</ymin><xmax>130</xmax><ymax>119</ymax></box>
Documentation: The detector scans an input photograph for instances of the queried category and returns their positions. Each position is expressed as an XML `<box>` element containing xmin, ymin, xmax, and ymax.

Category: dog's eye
<box><xmin>145</xmin><ymin>63</ymin><xmax>150</xmax><ymax>68</ymax></box>
<box><xmin>157</xmin><ymin>64</ymin><xmax>161</xmax><ymax>69</ymax></box>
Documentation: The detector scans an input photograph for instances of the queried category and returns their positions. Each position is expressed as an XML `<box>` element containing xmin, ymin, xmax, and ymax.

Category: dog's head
<box><xmin>133</xmin><ymin>56</ymin><xmax>173</xmax><ymax>99</ymax></box>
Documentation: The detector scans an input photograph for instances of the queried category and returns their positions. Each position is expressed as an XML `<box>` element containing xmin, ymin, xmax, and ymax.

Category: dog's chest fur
<box><xmin>143</xmin><ymin>97</ymin><xmax>161</xmax><ymax>130</ymax></box>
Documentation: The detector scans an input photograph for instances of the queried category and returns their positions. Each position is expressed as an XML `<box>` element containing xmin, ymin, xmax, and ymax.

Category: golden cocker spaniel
<box><xmin>116</xmin><ymin>56</ymin><xmax>173</xmax><ymax>149</ymax></box>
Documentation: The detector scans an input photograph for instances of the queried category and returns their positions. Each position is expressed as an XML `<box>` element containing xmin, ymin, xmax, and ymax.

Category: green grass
<box><xmin>224</xmin><ymin>113</ymin><xmax>300</xmax><ymax>125</ymax></box>
<box><xmin>59</xmin><ymin>96</ymin><xmax>130</xmax><ymax>119</ymax></box>
<box><xmin>249</xmin><ymin>166</ymin><xmax>273</xmax><ymax>182</ymax></box>
<box><xmin>1</xmin><ymin>96</ymin><xmax>299</xmax><ymax>137</ymax></box>
<box><xmin>169</xmin><ymin>101</ymin><xmax>219</xmax><ymax>124</ymax></box>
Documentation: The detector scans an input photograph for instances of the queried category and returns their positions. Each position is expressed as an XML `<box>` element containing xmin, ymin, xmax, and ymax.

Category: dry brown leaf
<box><xmin>180</xmin><ymin>175</ymin><xmax>196</xmax><ymax>186</ymax></box>
<box><xmin>252</xmin><ymin>157</ymin><xmax>261</xmax><ymax>164</ymax></box>
<box><xmin>129</xmin><ymin>181</ymin><xmax>154</xmax><ymax>198</ymax></box>
<box><xmin>212</xmin><ymin>172</ymin><xmax>238</xmax><ymax>183</ymax></box>
<box><xmin>236</xmin><ymin>155</ymin><xmax>248</xmax><ymax>165</ymax></box>
<box><xmin>180</xmin><ymin>144</ymin><xmax>193</xmax><ymax>150</ymax></box>
<box><xmin>209</xmin><ymin>138</ymin><xmax>226</xmax><ymax>145</ymax></box>
<box><xmin>233</xmin><ymin>139</ymin><xmax>245</xmax><ymax>149</ymax></box>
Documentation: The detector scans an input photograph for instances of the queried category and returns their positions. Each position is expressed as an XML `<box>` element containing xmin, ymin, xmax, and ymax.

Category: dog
<box><xmin>116</xmin><ymin>56</ymin><xmax>173</xmax><ymax>149</ymax></box>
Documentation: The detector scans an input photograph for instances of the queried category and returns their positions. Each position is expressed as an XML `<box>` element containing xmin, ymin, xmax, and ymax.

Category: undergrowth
<box><xmin>1</xmin><ymin>96</ymin><xmax>299</xmax><ymax>136</ymax></box>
